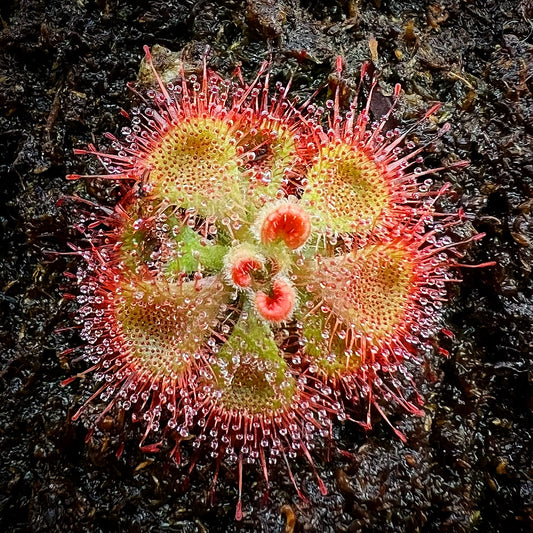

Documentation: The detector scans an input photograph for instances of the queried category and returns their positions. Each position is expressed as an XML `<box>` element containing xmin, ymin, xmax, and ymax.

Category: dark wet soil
<box><xmin>0</xmin><ymin>0</ymin><xmax>532</xmax><ymax>532</ymax></box>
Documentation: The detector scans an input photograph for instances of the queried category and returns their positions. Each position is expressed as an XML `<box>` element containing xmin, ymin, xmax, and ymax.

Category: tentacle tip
<box><xmin>335</xmin><ymin>56</ymin><xmax>343</xmax><ymax>75</ymax></box>
<box><xmin>451</xmin><ymin>159</ymin><xmax>469</xmax><ymax>168</ymax></box>
<box><xmin>393</xmin><ymin>428</ymin><xmax>408</xmax><ymax>443</ymax></box>
<box><xmin>61</xmin><ymin>376</ymin><xmax>77</xmax><ymax>386</ymax></box>
<box><xmin>116</xmin><ymin>442</ymin><xmax>125</xmax><ymax>459</ymax></box>
<box><xmin>140</xmin><ymin>442</ymin><xmax>162</xmax><ymax>453</ymax></box>
<box><xmin>425</xmin><ymin>103</ymin><xmax>442</xmax><ymax>118</ymax></box>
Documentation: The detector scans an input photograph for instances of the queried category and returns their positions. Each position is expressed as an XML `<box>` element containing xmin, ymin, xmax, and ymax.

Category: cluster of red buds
<box><xmin>62</xmin><ymin>46</ymin><xmax>492</xmax><ymax>518</ymax></box>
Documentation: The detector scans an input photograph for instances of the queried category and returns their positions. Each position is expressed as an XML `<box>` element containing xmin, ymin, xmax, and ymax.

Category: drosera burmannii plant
<box><xmin>61</xmin><ymin>46</ymin><xmax>495</xmax><ymax>519</ymax></box>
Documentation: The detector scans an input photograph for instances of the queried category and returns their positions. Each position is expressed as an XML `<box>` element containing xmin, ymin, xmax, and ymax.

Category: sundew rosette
<box><xmin>62</xmin><ymin>46</ymin><xmax>493</xmax><ymax>518</ymax></box>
